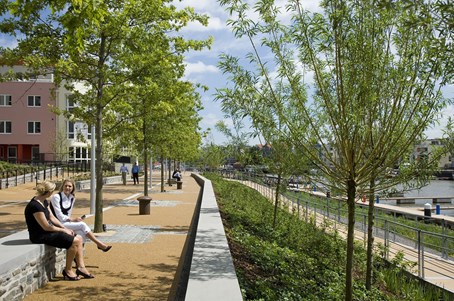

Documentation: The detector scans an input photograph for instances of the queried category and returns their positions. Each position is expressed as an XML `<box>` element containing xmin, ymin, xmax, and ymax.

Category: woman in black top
<box><xmin>24</xmin><ymin>181</ymin><xmax>93</xmax><ymax>280</ymax></box>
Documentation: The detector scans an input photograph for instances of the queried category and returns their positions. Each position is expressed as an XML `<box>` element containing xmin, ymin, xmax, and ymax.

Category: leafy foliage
<box><xmin>208</xmin><ymin>174</ymin><xmax>407</xmax><ymax>300</ymax></box>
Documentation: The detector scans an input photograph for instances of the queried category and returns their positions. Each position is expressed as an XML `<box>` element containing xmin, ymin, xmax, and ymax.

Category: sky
<box><xmin>176</xmin><ymin>0</ymin><xmax>454</xmax><ymax>146</ymax></box>
<box><xmin>1</xmin><ymin>0</ymin><xmax>453</xmax><ymax>146</ymax></box>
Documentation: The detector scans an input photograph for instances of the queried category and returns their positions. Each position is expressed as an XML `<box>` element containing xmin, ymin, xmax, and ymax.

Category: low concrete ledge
<box><xmin>75</xmin><ymin>175</ymin><xmax>122</xmax><ymax>190</ymax></box>
<box><xmin>177</xmin><ymin>173</ymin><xmax>242</xmax><ymax>301</ymax></box>
<box><xmin>0</xmin><ymin>231</ymin><xmax>66</xmax><ymax>301</ymax></box>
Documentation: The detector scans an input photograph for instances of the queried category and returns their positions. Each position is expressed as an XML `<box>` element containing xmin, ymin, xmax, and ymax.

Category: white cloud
<box><xmin>200</xmin><ymin>112</ymin><xmax>222</xmax><ymax>127</ymax></box>
<box><xmin>185</xmin><ymin>61</ymin><xmax>218</xmax><ymax>77</ymax></box>
<box><xmin>0</xmin><ymin>35</ymin><xmax>18</xmax><ymax>48</ymax></box>
<box><xmin>425</xmin><ymin>110</ymin><xmax>452</xmax><ymax>138</ymax></box>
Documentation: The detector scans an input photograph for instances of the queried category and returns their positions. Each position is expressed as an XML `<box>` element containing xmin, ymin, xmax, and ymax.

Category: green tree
<box><xmin>0</xmin><ymin>0</ymin><xmax>210</xmax><ymax>232</ymax></box>
<box><xmin>200</xmin><ymin>143</ymin><xmax>226</xmax><ymax>171</ymax></box>
<box><xmin>217</xmin><ymin>0</ymin><xmax>452</xmax><ymax>299</ymax></box>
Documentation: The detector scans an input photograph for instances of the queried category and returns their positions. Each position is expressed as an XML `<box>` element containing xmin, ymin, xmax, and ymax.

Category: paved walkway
<box><xmin>0</xmin><ymin>173</ymin><xmax>200</xmax><ymax>301</ymax></box>
<box><xmin>2</xmin><ymin>174</ymin><xmax>453</xmax><ymax>299</ymax></box>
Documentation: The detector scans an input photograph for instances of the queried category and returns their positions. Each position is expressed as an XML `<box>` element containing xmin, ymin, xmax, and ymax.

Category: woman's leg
<box><xmin>73</xmin><ymin>235</ymin><xmax>92</xmax><ymax>275</ymax></box>
<box><xmin>65</xmin><ymin>221</ymin><xmax>111</xmax><ymax>251</ymax></box>
<box><xmin>86</xmin><ymin>231</ymin><xmax>110</xmax><ymax>250</ymax></box>
<box><xmin>65</xmin><ymin>235</ymin><xmax>83</xmax><ymax>277</ymax></box>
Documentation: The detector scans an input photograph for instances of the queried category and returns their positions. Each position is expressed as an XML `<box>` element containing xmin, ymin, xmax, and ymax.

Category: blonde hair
<box><xmin>58</xmin><ymin>178</ymin><xmax>76</xmax><ymax>195</ymax></box>
<box><xmin>35</xmin><ymin>181</ymin><xmax>56</xmax><ymax>196</ymax></box>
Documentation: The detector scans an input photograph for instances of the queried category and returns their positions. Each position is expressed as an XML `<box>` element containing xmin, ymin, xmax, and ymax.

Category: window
<box><xmin>0</xmin><ymin>95</ymin><xmax>12</xmax><ymax>106</ymax></box>
<box><xmin>28</xmin><ymin>121</ymin><xmax>41</xmax><ymax>134</ymax></box>
<box><xmin>7</xmin><ymin>146</ymin><xmax>17</xmax><ymax>163</ymax></box>
<box><xmin>32</xmin><ymin>146</ymin><xmax>40</xmax><ymax>161</ymax></box>
<box><xmin>0</xmin><ymin>121</ymin><xmax>12</xmax><ymax>133</ymax></box>
<box><xmin>66</xmin><ymin>94</ymin><xmax>75</xmax><ymax>109</ymax></box>
<box><xmin>28</xmin><ymin>95</ymin><xmax>41</xmax><ymax>107</ymax></box>
<box><xmin>67</xmin><ymin>121</ymin><xmax>75</xmax><ymax>139</ymax></box>
<box><xmin>69</xmin><ymin>146</ymin><xmax>90</xmax><ymax>162</ymax></box>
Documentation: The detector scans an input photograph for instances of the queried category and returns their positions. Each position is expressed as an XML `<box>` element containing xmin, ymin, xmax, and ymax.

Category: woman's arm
<box><xmin>33</xmin><ymin>212</ymin><xmax>74</xmax><ymax>235</ymax></box>
<box><xmin>50</xmin><ymin>193</ymin><xmax>71</xmax><ymax>222</ymax></box>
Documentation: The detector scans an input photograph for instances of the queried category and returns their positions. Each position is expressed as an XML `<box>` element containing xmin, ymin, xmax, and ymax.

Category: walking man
<box><xmin>120</xmin><ymin>163</ymin><xmax>129</xmax><ymax>185</ymax></box>
<box><xmin>132</xmin><ymin>162</ymin><xmax>140</xmax><ymax>185</ymax></box>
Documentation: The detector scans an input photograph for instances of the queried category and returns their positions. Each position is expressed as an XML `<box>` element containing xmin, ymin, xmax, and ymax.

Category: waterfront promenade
<box><xmin>237</xmin><ymin>179</ymin><xmax>454</xmax><ymax>294</ymax></box>
<box><xmin>0</xmin><ymin>173</ymin><xmax>200</xmax><ymax>301</ymax></box>
<box><xmin>1</xmin><ymin>174</ymin><xmax>454</xmax><ymax>300</ymax></box>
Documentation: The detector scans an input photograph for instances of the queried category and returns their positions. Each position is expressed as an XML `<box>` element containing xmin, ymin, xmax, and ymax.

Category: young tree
<box><xmin>217</xmin><ymin>0</ymin><xmax>452</xmax><ymax>299</ymax></box>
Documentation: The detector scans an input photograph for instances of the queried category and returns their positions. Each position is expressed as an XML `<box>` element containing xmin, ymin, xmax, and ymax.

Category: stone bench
<box><xmin>0</xmin><ymin>230</ymin><xmax>66</xmax><ymax>301</ymax></box>
<box><xmin>167</xmin><ymin>178</ymin><xmax>177</xmax><ymax>185</ymax></box>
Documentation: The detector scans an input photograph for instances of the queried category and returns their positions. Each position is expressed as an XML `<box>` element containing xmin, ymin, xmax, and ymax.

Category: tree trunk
<box><xmin>168</xmin><ymin>158</ymin><xmax>172</xmax><ymax>184</ymax></box>
<box><xmin>143</xmin><ymin>119</ymin><xmax>148</xmax><ymax>196</ymax></box>
<box><xmin>160</xmin><ymin>157</ymin><xmax>165</xmax><ymax>192</ymax></box>
<box><xmin>94</xmin><ymin>105</ymin><xmax>104</xmax><ymax>233</ymax></box>
<box><xmin>345</xmin><ymin>178</ymin><xmax>356</xmax><ymax>301</ymax></box>
<box><xmin>365</xmin><ymin>178</ymin><xmax>376</xmax><ymax>290</ymax></box>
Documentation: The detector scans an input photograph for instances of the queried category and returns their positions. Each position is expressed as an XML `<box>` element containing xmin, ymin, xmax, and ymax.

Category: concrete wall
<box><xmin>183</xmin><ymin>173</ymin><xmax>243</xmax><ymax>301</ymax></box>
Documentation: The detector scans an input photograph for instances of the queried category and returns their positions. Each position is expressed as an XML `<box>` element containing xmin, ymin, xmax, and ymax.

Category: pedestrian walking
<box><xmin>120</xmin><ymin>163</ymin><xmax>129</xmax><ymax>185</ymax></box>
<box><xmin>132</xmin><ymin>162</ymin><xmax>140</xmax><ymax>185</ymax></box>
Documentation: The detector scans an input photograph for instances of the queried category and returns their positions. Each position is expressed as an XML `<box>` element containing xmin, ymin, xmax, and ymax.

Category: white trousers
<box><xmin>63</xmin><ymin>221</ymin><xmax>92</xmax><ymax>242</ymax></box>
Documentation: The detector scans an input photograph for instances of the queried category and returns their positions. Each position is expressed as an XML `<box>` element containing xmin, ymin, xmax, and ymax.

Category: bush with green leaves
<box><xmin>207</xmin><ymin>174</ymin><xmax>449</xmax><ymax>300</ymax></box>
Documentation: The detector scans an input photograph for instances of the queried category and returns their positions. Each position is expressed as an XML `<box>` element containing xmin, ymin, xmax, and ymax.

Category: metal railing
<box><xmin>0</xmin><ymin>161</ymin><xmax>105</xmax><ymax>189</ymax></box>
<box><xmin>218</xmin><ymin>170</ymin><xmax>454</xmax><ymax>283</ymax></box>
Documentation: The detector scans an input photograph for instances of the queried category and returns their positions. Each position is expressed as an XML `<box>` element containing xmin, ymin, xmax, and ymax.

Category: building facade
<box><xmin>0</xmin><ymin>65</ymin><xmax>91</xmax><ymax>163</ymax></box>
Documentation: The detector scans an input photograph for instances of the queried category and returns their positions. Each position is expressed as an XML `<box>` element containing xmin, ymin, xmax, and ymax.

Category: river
<box><xmin>380</xmin><ymin>180</ymin><xmax>454</xmax><ymax>217</ymax></box>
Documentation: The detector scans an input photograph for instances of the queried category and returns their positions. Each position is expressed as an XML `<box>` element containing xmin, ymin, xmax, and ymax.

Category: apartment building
<box><xmin>0</xmin><ymin>65</ymin><xmax>91</xmax><ymax>163</ymax></box>
<box><xmin>413</xmin><ymin>139</ymin><xmax>453</xmax><ymax>169</ymax></box>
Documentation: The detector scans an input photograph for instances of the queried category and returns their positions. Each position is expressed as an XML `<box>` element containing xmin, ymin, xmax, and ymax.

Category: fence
<box><xmin>0</xmin><ymin>161</ymin><xmax>109</xmax><ymax>189</ymax></box>
<box><xmin>219</xmin><ymin>170</ymin><xmax>454</xmax><ymax>287</ymax></box>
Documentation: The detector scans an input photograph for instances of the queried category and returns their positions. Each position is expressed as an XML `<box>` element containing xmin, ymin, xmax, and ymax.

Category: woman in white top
<box><xmin>50</xmin><ymin>179</ymin><xmax>112</xmax><ymax>259</ymax></box>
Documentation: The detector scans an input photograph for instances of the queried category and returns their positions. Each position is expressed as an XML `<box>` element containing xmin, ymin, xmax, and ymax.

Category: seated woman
<box><xmin>172</xmin><ymin>169</ymin><xmax>182</xmax><ymax>181</ymax></box>
<box><xmin>50</xmin><ymin>178</ymin><xmax>112</xmax><ymax>253</ymax></box>
<box><xmin>24</xmin><ymin>180</ymin><xmax>92</xmax><ymax>280</ymax></box>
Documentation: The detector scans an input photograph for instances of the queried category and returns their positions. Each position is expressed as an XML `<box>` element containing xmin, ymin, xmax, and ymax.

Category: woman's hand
<box><xmin>61</xmin><ymin>228</ymin><xmax>75</xmax><ymax>236</ymax></box>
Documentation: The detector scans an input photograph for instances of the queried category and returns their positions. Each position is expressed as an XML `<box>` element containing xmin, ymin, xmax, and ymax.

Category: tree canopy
<box><xmin>217</xmin><ymin>0</ymin><xmax>452</xmax><ymax>299</ymax></box>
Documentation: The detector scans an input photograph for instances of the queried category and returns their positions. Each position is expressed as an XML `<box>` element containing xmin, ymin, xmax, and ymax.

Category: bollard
<box><xmin>436</xmin><ymin>204</ymin><xmax>441</xmax><ymax>215</ymax></box>
<box><xmin>138</xmin><ymin>195</ymin><xmax>152</xmax><ymax>215</ymax></box>
<box><xmin>177</xmin><ymin>181</ymin><xmax>183</xmax><ymax>190</ymax></box>
<box><xmin>424</xmin><ymin>203</ymin><xmax>432</xmax><ymax>217</ymax></box>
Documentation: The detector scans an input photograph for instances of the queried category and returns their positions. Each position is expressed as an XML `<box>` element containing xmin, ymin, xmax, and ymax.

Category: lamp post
<box><xmin>90</xmin><ymin>125</ymin><xmax>96</xmax><ymax>215</ymax></box>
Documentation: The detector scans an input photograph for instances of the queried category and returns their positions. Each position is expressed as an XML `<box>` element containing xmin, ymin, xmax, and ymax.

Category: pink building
<box><xmin>0</xmin><ymin>72</ymin><xmax>57</xmax><ymax>162</ymax></box>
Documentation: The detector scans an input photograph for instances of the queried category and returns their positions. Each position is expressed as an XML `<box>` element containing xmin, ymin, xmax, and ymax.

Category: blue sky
<box><xmin>178</xmin><ymin>0</ymin><xmax>454</xmax><ymax>146</ymax></box>
<box><xmin>1</xmin><ymin>0</ymin><xmax>453</xmax><ymax>146</ymax></box>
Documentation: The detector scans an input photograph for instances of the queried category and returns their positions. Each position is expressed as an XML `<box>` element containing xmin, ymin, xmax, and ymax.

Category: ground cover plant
<box><xmin>207</xmin><ymin>174</ymin><xmax>451</xmax><ymax>300</ymax></box>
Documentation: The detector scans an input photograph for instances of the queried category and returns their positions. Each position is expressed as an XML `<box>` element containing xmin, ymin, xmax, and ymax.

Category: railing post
<box><xmin>297</xmin><ymin>196</ymin><xmax>300</xmax><ymax>218</ymax></box>
<box><xmin>417</xmin><ymin>230</ymin><xmax>422</xmax><ymax>278</ymax></box>
<box><xmin>442</xmin><ymin>219</ymin><xmax>447</xmax><ymax>259</ymax></box>
<box><xmin>421</xmin><ymin>231</ymin><xmax>425</xmax><ymax>279</ymax></box>
<box><xmin>384</xmin><ymin>220</ymin><xmax>389</xmax><ymax>260</ymax></box>
<box><xmin>363</xmin><ymin>214</ymin><xmax>367</xmax><ymax>248</ymax></box>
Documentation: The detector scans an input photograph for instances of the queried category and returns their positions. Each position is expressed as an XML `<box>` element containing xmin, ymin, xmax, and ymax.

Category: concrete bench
<box><xmin>0</xmin><ymin>230</ymin><xmax>66</xmax><ymax>301</ymax></box>
<box><xmin>167</xmin><ymin>178</ymin><xmax>177</xmax><ymax>185</ymax></box>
